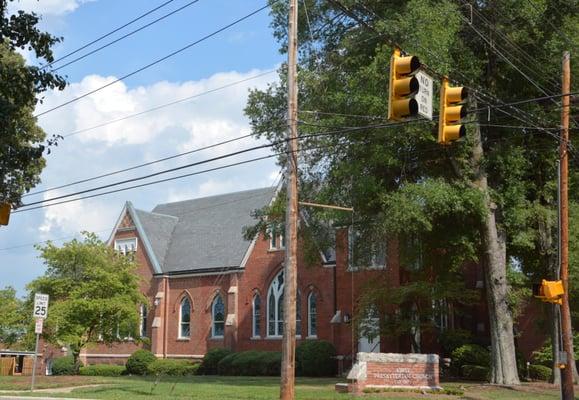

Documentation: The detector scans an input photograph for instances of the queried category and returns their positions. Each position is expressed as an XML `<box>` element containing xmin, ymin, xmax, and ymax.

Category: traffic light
<box><xmin>438</xmin><ymin>78</ymin><xmax>468</xmax><ymax>144</ymax></box>
<box><xmin>388</xmin><ymin>48</ymin><xmax>421</xmax><ymax>120</ymax></box>
<box><xmin>0</xmin><ymin>203</ymin><xmax>10</xmax><ymax>226</ymax></box>
<box><xmin>532</xmin><ymin>279</ymin><xmax>564</xmax><ymax>304</ymax></box>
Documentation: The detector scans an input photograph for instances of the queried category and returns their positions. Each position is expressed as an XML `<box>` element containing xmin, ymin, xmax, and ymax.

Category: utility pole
<box><xmin>280</xmin><ymin>0</ymin><xmax>298</xmax><ymax>398</ymax></box>
<box><xmin>559</xmin><ymin>51</ymin><xmax>575</xmax><ymax>400</ymax></box>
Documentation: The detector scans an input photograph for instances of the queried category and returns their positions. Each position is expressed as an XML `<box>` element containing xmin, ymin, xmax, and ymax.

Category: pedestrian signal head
<box><xmin>388</xmin><ymin>49</ymin><xmax>421</xmax><ymax>120</ymax></box>
<box><xmin>533</xmin><ymin>279</ymin><xmax>564</xmax><ymax>304</ymax></box>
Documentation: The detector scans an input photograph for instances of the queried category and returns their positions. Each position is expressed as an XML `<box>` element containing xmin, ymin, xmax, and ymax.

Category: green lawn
<box><xmin>0</xmin><ymin>375</ymin><xmax>577</xmax><ymax>400</ymax></box>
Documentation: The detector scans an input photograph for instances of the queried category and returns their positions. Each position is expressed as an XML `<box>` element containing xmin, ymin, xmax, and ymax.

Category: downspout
<box><xmin>163</xmin><ymin>277</ymin><xmax>169</xmax><ymax>359</ymax></box>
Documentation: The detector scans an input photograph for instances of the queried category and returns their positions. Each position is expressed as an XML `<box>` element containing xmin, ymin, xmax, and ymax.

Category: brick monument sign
<box><xmin>340</xmin><ymin>353</ymin><xmax>441</xmax><ymax>394</ymax></box>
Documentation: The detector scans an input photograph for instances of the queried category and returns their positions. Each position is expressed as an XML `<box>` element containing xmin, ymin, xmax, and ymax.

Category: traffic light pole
<box><xmin>559</xmin><ymin>50</ymin><xmax>575</xmax><ymax>400</ymax></box>
<box><xmin>280</xmin><ymin>0</ymin><xmax>298</xmax><ymax>398</ymax></box>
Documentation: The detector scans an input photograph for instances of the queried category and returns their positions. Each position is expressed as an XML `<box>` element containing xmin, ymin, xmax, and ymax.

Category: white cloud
<box><xmin>38</xmin><ymin>190</ymin><xmax>117</xmax><ymax>238</ymax></box>
<box><xmin>9</xmin><ymin>0</ymin><xmax>93</xmax><ymax>16</ymax></box>
<box><xmin>32</xmin><ymin>68</ymin><xmax>279</xmax><ymax>236</ymax></box>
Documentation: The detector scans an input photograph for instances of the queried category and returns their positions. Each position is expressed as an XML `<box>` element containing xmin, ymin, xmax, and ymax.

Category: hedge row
<box><xmin>218</xmin><ymin>351</ymin><xmax>281</xmax><ymax>376</ymax></box>
<box><xmin>147</xmin><ymin>359</ymin><xmax>199</xmax><ymax>376</ymax></box>
<box><xmin>198</xmin><ymin>341</ymin><xmax>337</xmax><ymax>377</ymax></box>
<box><xmin>79</xmin><ymin>364</ymin><xmax>125</xmax><ymax>376</ymax></box>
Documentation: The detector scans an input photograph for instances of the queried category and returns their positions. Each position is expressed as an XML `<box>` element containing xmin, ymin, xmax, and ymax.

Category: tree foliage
<box><xmin>0</xmin><ymin>0</ymin><xmax>66</xmax><ymax>206</ymax></box>
<box><xmin>245</xmin><ymin>0</ymin><xmax>578</xmax><ymax>381</ymax></box>
<box><xmin>0</xmin><ymin>286</ymin><xmax>27</xmax><ymax>346</ymax></box>
<box><xmin>27</xmin><ymin>232</ymin><xmax>146</xmax><ymax>370</ymax></box>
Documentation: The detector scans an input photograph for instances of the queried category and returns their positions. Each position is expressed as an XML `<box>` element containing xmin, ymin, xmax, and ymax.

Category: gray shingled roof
<box><xmin>134</xmin><ymin>209</ymin><xmax>178</xmax><ymax>267</ymax></box>
<box><xmin>139</xmin><ymin>187</ymin><xmax>276</xmax><ymax>274</ymax></box>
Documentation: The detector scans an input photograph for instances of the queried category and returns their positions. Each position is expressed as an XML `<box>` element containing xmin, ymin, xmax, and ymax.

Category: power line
<box><xmin>25</xmin><ymin>133</ymin><xmax>256</xmax><ymax>198</ymax></box>
<box><xmin>50</xmin><ymin>0</ymin><xmax>203</xmax><ymax>73</ymax></box>
<box><xmin>21</xmin><ymin>92</ymin><xmax>574</xmax><ymax>211</ymax></box>
<box><xmin>336</xmin><ymin>0</ymin><xmax>569</xmax><ymax>136</ymax></box>
<box><xmin>1</xmin><ymin>181</ymin><xmax>283</xmax><ymax>251</ymax></box>
<box><xmin>40</xmin><ymin>0</ymin><xmax>177</xmax><ymax>70</ymax></box>
<box><xmin>34</xmin><ymin>3</ymin><xmax>272</xmax><ymax>118</ymax></box>
<box><xmin>61</xmin><ymin>69</ymin><xmax>276</xmax><ymax>138</ymax></box>
<box><xmin>15</xmin><ymin>124</ymin><xmax>429</xmax><ymax>212</ymax></box>
<box><xmin>13</xmin><ymin>133</ymin><xmax>564</xmax><ymax>215</ymax></box>
<box><xmin>19</xmin><ymin>139</ymin><xmax>281</xmax><ymax>208</ymax></box>
<box><xmin>460</xmin><ymin>0</ymin><xmax>561</xmax><ymax>91</ymax></box>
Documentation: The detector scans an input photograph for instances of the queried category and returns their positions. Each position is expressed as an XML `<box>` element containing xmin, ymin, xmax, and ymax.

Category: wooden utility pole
<box><xmin>559</xmin><ymin>51</ymin><xmax>575</xmax><ymax>400</ymax></box>
<box><xmin>280</xmin><ymin>0</ymin><xmax>298</xmax><ymax>398</ymax></box>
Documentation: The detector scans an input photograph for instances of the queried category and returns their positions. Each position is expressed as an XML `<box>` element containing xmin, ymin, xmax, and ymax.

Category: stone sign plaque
<box><xmin>344</xmin><ymin>353</ymin><xmax>441</xmax><ymax>394</ymax></box>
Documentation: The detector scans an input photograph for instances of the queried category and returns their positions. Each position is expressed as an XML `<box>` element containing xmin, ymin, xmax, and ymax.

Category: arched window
<box><xmin>252</xmin><ymin>294</ymin><xmax>261</xmax><ymax>337</ymax></box>
<box><xmin>308</xmin><ymin>292</ymin><xmax>317</xmax><ymax>337</ymax></box>
<box><xmin>179</xmin><ymin>297</ymin><xmax>191</xmax><ymax>338</ymax></box>
<box><xmin>267</xmin><ymin>270</ymin><xmax>301</xmax><ymax>337</ymax></box>
<box><xmin>268</xmin><ymin>270</ymin><xmax>284</xmax><ymax>337</ymax></box>
<box><xmin>212</xmin><ymin>295</ymin><xmax>225</xmax><ymax>338</ymax></box>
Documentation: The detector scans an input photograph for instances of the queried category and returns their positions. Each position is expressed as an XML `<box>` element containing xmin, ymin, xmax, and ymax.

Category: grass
<box><xmin>0</xmin><ymin>375</ymin><xmax>577</xmax><ymax>399</ymax></box>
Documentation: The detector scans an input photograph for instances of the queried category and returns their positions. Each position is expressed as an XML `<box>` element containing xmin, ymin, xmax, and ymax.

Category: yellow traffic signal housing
<box><xmin>532</xmin><ymin>279</ymin><xmax>564</xmax><ymax>304</ymax></box>
<box><xmin>0</xmin><ymin>203</ymin><xmax>10</xmax><ymax>226</ymax></box>
<box><xmin>438</xmin><ymin>78</ymin><xmax>468</xmax><ymax>144</ymax></box>
<box><xmin>388</xmin><ymin>48</ymin><xmax>421</xmax><ymax>120</ymax></box>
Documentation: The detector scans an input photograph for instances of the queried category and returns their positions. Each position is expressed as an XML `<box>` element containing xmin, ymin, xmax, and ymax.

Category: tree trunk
<box><xmin>472</xmin><ymin>117</ymin><xmax>520</xmax><ymax>385</ymax></box>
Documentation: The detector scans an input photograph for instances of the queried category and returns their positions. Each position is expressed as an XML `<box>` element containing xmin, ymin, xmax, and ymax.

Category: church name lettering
<box><xmin>371</xmin><ymin>367</ymin><xmax>433</xmax><ymax>383</ymax></box>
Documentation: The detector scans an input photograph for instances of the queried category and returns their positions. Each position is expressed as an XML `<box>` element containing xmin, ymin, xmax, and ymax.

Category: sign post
<box><xmin>415</xmin><ymin>71</ymin><xmax>433</xmax><ymax>120</ymax></box>
<box><xmin>31</xmin><ymin>293</ymin><xmax>48</xmax><ymax>391</ymax></box>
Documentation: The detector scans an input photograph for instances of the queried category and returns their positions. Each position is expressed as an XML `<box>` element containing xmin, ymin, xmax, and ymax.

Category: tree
<box><xmin>0</xmin><ymin>286</ymin><xmax>27</xmax><ymax>347</ymax></box>
<box><xmin>28</xmin><ymin>233</ymin><xmax>146</xmax><ymax>371</ymax></box>
<box><xmin>245</xmin><ymin>0</ymin><xmax>577</xmax><ymax>384</ymax></box>
<box><xmin>1</xmin><ymin>0</ymin><xmax>66</xmax><ymax>206</ymax></box>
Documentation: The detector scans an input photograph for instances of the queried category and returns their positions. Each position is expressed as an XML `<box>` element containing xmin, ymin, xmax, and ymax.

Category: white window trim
<box><xmin>178</xmin><ymin>297</ymin><xmax>191</xmax><ymax>339</ymax></box>
<box><xmin>266</xmin><ymin>271</ymin><xmax>301</xmax><ymax>338</ymax></box>
<box><xmin>252</xmin><ymin>294</ymin><xmax>261</xmax><ymax>338</ymax></box>
<box><xmin>268</xmin><ymin>225</ymin><xmax>286</xmax><ymax>251</ymax></box>
<box><xmin>211</xmin><ymin>296</ymin><xmax>225</xmax><ymax>339</ymax></box>
<box><xmin>267</xmin><ymin>271</ymin><xmax>284</xmax><ymax>337</ymax></box>
<box><xmin>114</xmin><ymin>238</ymin><xmax>138</xmax><ymax>254</ymax></box>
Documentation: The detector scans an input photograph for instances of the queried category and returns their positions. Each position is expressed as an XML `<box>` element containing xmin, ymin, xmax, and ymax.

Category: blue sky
<box><xmin>0</xmin><ymin>0</ymin><xmax>284</xmax><ymax>295</ymax></box>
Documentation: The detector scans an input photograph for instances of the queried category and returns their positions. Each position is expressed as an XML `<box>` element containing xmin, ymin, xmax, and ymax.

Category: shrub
<box><xmin>51</xmin><ymin>356</ymin><xmax>78</xmax><ymax>376</ymax></box>
<box><xmin>296</xmin><ymin>340</ymin><xmax>336</xmax><ymax>377</ymax></box>
<box><xmin>461</xmin><ymin>364</ymin><xmax>490</xmax><ymax>381</ymax></box>
<box><xmin>218</xmin><ymin>351</ymin><xmax>281</xmax><ymax>376</ymax></box>
<box><xmin>529</xmin><ymin>364</ymin><xmax>552</xmax><ymax>381</ymax></box>
<box><xmin>125</xmin><ymin>349</ymin><xmax>156</xmax><ymax>376</ymax></box>
<box><xmin>451</xmin><ymin>344</ymin><xmax>490</xmax><ymax>376</ymax></box>
<box><xmin>79</xmin><ymin>364</ymin><xmax>125</xmax><ymax>376</ymax></box>
<box><xmin>147</xmin><ymin>359</ymin><xmax>199</xmax><ymax>376</ymax></box>
<box><xmin>199</xmin><ymin>348</ymin><xmax>233</xmax><ymax>375</ymax></box>
<box><xmin>438</xmin><ymin>329</ymin><xmax>473</xmax><ymax>356</ymax></box>
<box><xmin>532</xmin><ymin>334</ymin><xmax>579</xmax><ymax>367</ymax></box>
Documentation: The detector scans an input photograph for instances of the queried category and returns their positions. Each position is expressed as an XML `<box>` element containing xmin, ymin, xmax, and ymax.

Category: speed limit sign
<box><xmin>33</xmin><ymin>293</ymin><xmax>49</xmax><ymax>319</ymax></box>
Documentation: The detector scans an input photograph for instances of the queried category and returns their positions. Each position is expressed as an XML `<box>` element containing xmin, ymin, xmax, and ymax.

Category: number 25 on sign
<box><xmin>33</xmin><ymin>293</ymin><xmax>49</xmax><ymax>319</ymax></box>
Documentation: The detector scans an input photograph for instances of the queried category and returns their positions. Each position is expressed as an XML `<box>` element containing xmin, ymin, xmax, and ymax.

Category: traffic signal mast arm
<box><xmin>438</xmin><ymin>78</ymin><xmax>468</xmax><ymax>145</ymax></box>
<box><xmin>388</xmin><ymin>48</ymin><xmax>421</xmax><ymax>120</ymax></box>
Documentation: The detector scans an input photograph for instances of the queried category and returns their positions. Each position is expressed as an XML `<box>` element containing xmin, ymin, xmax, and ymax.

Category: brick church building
<box><xmin>79</xmin><ymin>186</ymin><xmax>544</xmax><ymax>367</ymax></box>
